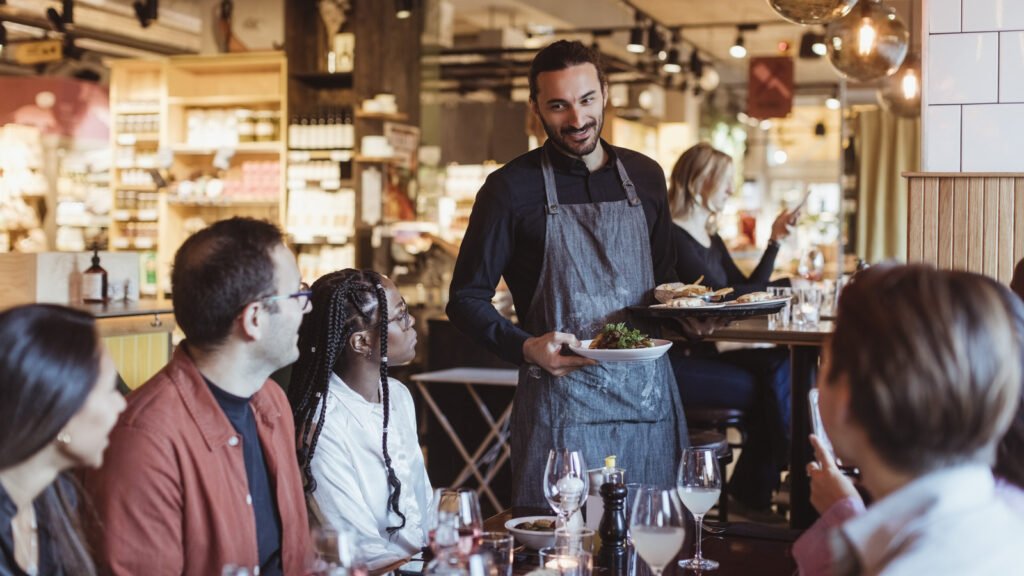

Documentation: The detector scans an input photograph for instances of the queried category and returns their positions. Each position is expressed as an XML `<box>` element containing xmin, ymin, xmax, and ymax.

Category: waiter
<box><xmin>447</xmin><ymin>40</ymin><xmax>687</xmax><ymax>506</ymax></box>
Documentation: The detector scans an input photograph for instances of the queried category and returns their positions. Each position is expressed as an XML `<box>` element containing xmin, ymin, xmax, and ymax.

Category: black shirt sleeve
<box><xmin>715</xmin><ymin>235</ymin><xmax>780</xmax><ymax>297</ymax></box>
<box><xmin>446</xmin><ymin>173</ymin><xmax>534</xmax><ymax>366</ymax></box>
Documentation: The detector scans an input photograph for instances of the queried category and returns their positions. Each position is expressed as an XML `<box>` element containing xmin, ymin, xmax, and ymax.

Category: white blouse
<box><xmin>310</xmin><ymin>373</ymin><xmax>433</xmax><ymax>571</ymax></box>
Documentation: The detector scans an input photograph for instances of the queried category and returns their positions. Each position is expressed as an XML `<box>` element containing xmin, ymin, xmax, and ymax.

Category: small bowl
<box><xmin>504</xmin><ymin>515</ymin><xmax>557</xmax><ymax>550</ymax></box>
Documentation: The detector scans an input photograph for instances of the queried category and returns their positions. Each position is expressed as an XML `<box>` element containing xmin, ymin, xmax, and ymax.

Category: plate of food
<box><xmin>504</xmin><ymin>515</ymin><xmax>557</xmax><ymax>549</ymax></box>
<box><xmin>568</xmin><ymin>323</ymin><xmax>672</xmax><ymax>362</ymax></box>
<box><xmin>722</xmin><ymin>291</ymin><xmax>792</xmax><ymax>309</ymax></box>
<box><xmin>655</xmin><ymin>276</ymin><xmax>734</xmax><ymax>304</ymax></box>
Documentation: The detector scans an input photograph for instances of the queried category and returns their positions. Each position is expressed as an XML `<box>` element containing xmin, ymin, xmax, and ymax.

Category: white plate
<box><xmin>650</xmin><ymin>302</ymin><xmax>727</xmax><ymax>310</ymax></box>
<box><xmin>568</xmin><ymin>339</ymin><xmax>673</xmax><ymax>362</ymax></box>
<box><xmin>723</xmin><ymin>296</ymin><xmax>792</xmax><ymax>309</ymax></box>
<box><xmin>504</xmin><ymin>515</ymin><xmax>557</xmax><ymax>550</ymax></box>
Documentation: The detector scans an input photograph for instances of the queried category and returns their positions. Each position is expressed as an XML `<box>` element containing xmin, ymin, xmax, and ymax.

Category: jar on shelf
<box><xmin>255</xmin><ymin>110</ymin><xmax>276</xmax><ymax>143</ymax></box>
<box><xmin>236</xmin><ymin>109</ymin><xmax>255</xmax><ymax>143</ymax></box>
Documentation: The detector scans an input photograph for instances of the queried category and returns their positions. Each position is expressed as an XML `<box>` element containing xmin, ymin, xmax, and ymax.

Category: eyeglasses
<box><xmin>262</xmin><ymin>282</ymin><xmax>312</xmax><ymax>312</ymax></box>
<box><xmin>387</xmin><ymin>300</ymin><xmax>413</xmax><ymax>331</ymax></box>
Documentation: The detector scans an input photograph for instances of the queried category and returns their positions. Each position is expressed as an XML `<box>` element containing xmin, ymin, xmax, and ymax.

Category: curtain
<box><xmin>855</xmin><ymin>108</ymin><xmax>921</xmax><ymax>263</ymax></box>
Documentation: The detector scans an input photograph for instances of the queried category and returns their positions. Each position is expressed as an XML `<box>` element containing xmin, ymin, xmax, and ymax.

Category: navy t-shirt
<box><xmin>205</xmin><ymin>378</ymin><xmax>283</xmax><ymax>576</ymax></box>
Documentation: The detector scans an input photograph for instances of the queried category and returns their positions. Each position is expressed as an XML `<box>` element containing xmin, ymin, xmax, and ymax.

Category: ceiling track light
<box><xmin>627</xmin><ymin>12</ymin><xmax>646</xmax><ymax>54</ymax></box>
<box><xmin>133</xmin><ymin>0</ymin><xmax>159</xmax><ymax>28</ymax></box>
<box><xmin>0</xmin><ymin>23</ymin><xmax>6</xmax><ymax>57</ymax></box>
<box><xmin>730</xmin><ymin>31</ymin><xmax>746</xmax><ymax>59</ymax></box>
<box><xmin>46</xmin><ymin>0</ymin><xmax>74</xmax><ymax>33</ymax></box>
<box><xmin>396</xmin><ymin>0</ymin><xmax>412</xmax><ymax>20</ymax></box>
<box><xmin>663</xmin><ymin>47</ymin><xmax>682</xmax><ymax>73</ymax></box>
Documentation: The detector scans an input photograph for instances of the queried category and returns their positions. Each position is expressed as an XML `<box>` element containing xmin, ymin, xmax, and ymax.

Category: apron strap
<box><xmin>540</xmin><ymin>148</ymin><xmax>560</xmax><ymax>215</ymax></box>
<box><xmin>615</xmin><ymin>157</ymin><xmax>642</xmax><ymax>207</ymax></box>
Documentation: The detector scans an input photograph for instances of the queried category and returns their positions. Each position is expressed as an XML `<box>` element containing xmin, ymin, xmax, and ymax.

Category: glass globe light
<box><xmin>699</xmin><ymin>66</ymin><xmax>721</xmax><ymax>92</ymax></box>
<box><xmin>826</xmin><ymin>0</ymin><xmax>908</xmax><ymax>82</ymax></box>
<box><xmin>877</xmin><ymin>52</ymin><xmax>921</xmax><ymax>117</ymax></box>
<box><xmin>767</xmin><ymin>0</ymin><xmax>860</xmax><ymax>25</ymax></box>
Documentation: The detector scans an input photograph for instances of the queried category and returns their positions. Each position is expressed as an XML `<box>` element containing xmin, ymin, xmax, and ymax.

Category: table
<box><xmin>487</xmin><ymin>507</ymin><xmax>799</xmax><ymax>576</ymax></box>
<box><xmin>705</xmin><ymin>317</ymin><xmax>833</xmax><ymax>529</ymax></box>
<box><xmin>411</xmin><ymin>368</ymin><xmax>519</xmax><ymax>512</ymax></box>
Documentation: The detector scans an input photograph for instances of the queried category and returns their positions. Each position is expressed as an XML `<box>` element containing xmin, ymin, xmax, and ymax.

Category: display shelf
<box><xmin>170</xmin><ymin>142</ymin><xmax>284</xmax><ymax>155</ymax></box>
<box><xmin>354</xmin><ymin>154</ymin><xmax>399</xmax><ymax>163</ymax></box>
<box><xmin>287</xmin><ymin>149</ymin><xmax>354</xmax><ymax>161</ymax></box>
<box><xmin>115</xmin><ymin>133</ymin><xmax>161</xmax><ymax>145</ymax></box>
<box><xmin>112</xmin><ymin>104</ymin><xmax>161</xmax><ymax>115</ymax></box>
<box><xmin>354</xmin><ymin>110</ymin><xmax>408</xmax><ymax>122</ymax></box>
<box><xmin>167</xmin><ymin>95</ymin><xmax>283</xmax><ymax>107</ymax></box>
<box><xmin>114</xmin><ymin>184</ymin><xmax>158</xmax><ymax>191</ymax></box>
<box><xmin>165</xmin><ymin>196</ymin><xmax>279</xmax><ymax>207</ymax></box>
<box><xmin>291</xmin><ymin>72</ymin><xmax>354</xmax><ymax>90</ymax></box>
<box><xmin>288</xmin><ymin>232</ymin><xmax>352</xmax><ymax>245</ymax></box>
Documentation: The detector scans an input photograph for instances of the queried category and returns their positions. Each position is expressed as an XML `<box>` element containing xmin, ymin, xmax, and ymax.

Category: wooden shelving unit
<box><xmin>109</xmin><ymin>52</ymin><xmax>288</xmax><ymax>296</ymax></box>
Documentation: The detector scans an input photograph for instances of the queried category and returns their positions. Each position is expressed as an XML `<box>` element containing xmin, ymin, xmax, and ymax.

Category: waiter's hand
<box><xmin>806</xmin><ymin>434</ymin><xmax>860</xmax><ymax>515</ymax></box>
<box><xmin>523</xmin><ymin>332</ymin><xmax>598</xmax><ymax>377</ymax></box>
<box><xmin>674</xmin><ymin>316</ymin><xmax>731</xmax><ymax>341</ymax></box>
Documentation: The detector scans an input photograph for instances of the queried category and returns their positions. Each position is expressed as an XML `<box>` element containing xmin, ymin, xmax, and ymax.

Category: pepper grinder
<box><xmin>598</xmin><ymin>482</ymin><xmax>628</xmax><ymax>558</ymax></box>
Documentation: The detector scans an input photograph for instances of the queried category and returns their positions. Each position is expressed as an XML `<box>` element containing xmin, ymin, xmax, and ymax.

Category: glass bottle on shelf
<box><xmin>82</xmin><ymin>246</ymin><xmax>108</xmax><ymax>304</ymax></box>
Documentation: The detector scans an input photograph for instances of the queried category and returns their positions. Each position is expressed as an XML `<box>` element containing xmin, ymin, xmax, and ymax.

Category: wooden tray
<box><xmin>629</xmin><ymin>298</ymin><xmax>789</xmax><ymax>319</ymax></box>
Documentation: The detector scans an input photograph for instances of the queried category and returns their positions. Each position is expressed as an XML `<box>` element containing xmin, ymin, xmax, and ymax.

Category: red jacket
<box><xmin>83</xmin><ymin>345</ymin><xmax>312</xmax><ymax>575</ymax></box>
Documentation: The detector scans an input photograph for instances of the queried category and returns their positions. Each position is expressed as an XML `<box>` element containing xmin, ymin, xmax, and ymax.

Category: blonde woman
<box><xmin>667</xmin><ymin>143</ymin><xmax>797</xmax><ymax>520</ymax></box>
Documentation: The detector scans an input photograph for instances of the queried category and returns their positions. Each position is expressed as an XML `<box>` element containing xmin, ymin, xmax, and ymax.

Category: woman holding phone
<box><xmin>667</xmin><ymin>142</ymin><xmax>798</xmax><ymax>520</ymax></box>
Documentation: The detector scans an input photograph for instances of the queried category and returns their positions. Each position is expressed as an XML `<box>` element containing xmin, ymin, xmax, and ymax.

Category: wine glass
<box><xmin>628</xmin><ymin>487</ymin><xmax>686</xmax><ymax>576</ymax></box>
<box><xmin>543</xmin><ymin>449</ymin><xmax>589</xmax><ymax>528</ymax></box>
<box><xmin>427</xmin><ymin>488</ymin><xmax>483</xmax><ymax>556</ymax></box>
<box><xmin>677</xmin><ymin>448</ymin><xmax>722</xmax><ymax>571</ymax></box>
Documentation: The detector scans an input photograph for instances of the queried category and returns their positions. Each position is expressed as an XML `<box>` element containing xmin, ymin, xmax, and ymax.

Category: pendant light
<box><xmin>627</xmin><ymin>13</ymin><xmax>646</xmax><ymax>54</ymax></box>
<box><xmin>768</xmin><ymin>0</ymin><xmax>860</xmax><ymax>25</ymax></box>
<box><xmin>825</xmin><ymin>0</ymin><xmax>908</xmax><ymax>82</ymax></box>
<box><xmin>730</xmin><ymin>27</ymin><xmax>747</xmax><ymax>59</ymax></box>
<box><xmin>877</xmin><ymin>52</ymin><xmax>920</xmax><ymax>117</ymax></box>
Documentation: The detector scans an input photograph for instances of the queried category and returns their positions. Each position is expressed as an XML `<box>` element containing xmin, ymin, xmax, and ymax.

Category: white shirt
<box><xmin>310</xmin><ymin>373</ymin><xmax>433</xmax><ymax>571</ymax></box>
<box><xmin>832</xmin><ymin>464</ymin><xmax>1024</xmax><ymax>576</ymax></box>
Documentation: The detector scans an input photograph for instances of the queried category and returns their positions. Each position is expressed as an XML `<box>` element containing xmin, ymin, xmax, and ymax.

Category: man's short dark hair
<box><xmin>171</xmin><ymin>217</ymin><xmax>284</xmax><ymax>348</ymax></box>
<box><xmin>529</xmin><ymin>40</ymin><xmax>607</xmax><ymax>102</ymax></box>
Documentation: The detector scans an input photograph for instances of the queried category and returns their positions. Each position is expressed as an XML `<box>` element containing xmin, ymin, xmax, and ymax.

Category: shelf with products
<box><xmin>108</xmin><ymin>52</ymin><xmax>289</xmax><ymax>296</ymax></box>
<box><xmin>56</xmin><ymin>146</ymin><xmax>111</xmax><ymax>252</ymax></box>
<box><xmin>0</xmin><ymin>124</ymin><xmax>50</xmax><ymax>253</ymax></box>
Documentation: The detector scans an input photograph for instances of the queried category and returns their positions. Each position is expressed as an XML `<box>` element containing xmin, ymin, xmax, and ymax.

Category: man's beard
<box><xmin>540</xmin><ymin>114</ymin><xmax>604</xmax><ymax>158</ymax></box>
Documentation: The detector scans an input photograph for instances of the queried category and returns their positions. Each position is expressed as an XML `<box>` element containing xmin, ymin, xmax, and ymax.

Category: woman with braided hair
<box><xmin>288</xmin><ymin>269</ymin><xmax>431</xmax><ymax>571</ymax></box>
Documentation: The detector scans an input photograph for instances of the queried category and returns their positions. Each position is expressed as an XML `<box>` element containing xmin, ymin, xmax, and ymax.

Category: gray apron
<box><xmin>510</xmin><ymin>148</ymin><xmax>688</xmax><ymax>507</ymax></box>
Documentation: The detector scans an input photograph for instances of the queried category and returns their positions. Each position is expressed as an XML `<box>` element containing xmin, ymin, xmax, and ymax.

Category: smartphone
<box><xmin>793</xmin><ymin>187</ymin><xmax>813</xmax><ymax>214</ymax></box>
<box><xmin>397</xmin><ymin>556</ymin><xmax>425</xmax><ymax>575</ymax></box>
<box><xmin>808</xmin><ymin>388</ymin><xmax>837</xmax><ymax>463</ymax></box>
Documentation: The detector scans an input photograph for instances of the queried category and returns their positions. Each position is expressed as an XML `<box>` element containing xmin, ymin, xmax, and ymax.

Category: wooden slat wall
<box><xmin>906</xmin><ymin>174</ymin><xmax>1024</xmax><ymax>284</ymax></box>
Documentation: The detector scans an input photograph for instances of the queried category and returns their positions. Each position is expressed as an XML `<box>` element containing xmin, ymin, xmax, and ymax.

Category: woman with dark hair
<box><xmin>0</xmin><ymin>304</ymin><xmax>126</xmax><ymax>575</ymax></box>
<box><xmin>793</xmin><ymin>266</ymin><xmax>1024</xmax><ymax>575</ymax></box>
<box><xmin>666</xmin><ymin>142</ymin><xmax>797</xmax><ymax>519</ymax></box>
<box><xmin>288</xmin><ymin>269</ymin><xmax>431</xmax><ymax>570</ymax></box>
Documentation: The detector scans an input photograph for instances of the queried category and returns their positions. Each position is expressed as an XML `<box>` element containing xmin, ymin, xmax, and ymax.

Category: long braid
<box><xmin>373</xmin><ymin>278</ymin><xmax>407</xmax><ymax>534</ymax></box>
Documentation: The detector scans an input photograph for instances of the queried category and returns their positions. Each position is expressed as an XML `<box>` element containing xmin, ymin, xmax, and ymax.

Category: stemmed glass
<box><xmin>543</xmin><ymin>449</ymin><xmax>589</xmax><ymax>529</ymax></box>
<box><xmin>628</xmin><ymin>487</ymin><xmax>686</xmax><ymax>576</ymax></box>
<box><xmin>677</xmin><ymin>448</ymin><xmax>722</xmax><ymax>571</ymax></box>
<box><xmin>426</xmin><ymin>488</ymin><xmax>483</xmax><ymax>557</ymax></box>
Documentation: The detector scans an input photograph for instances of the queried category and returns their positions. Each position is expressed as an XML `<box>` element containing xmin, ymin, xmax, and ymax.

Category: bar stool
<box><xmin>688</xmin><ymin>429</ymin><xmax>734</xmax><ymax>522</ymax></box>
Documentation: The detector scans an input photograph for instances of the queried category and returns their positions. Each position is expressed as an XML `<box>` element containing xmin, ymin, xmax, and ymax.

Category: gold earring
<box><xmin>56</xmin><ymin>432</ymin><xmax>72</xmax><ymax>445</ymax></box>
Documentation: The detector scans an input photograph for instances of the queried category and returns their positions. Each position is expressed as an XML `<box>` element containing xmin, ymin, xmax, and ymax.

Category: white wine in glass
<box><xmin>629</xmin><ymin>487</ymin><xmax>686</xmax><ymax>576</ymax></box>
<box><xmin>677</xmin><ymin>448</ymin><xmax>721</xmax><ymax>571</ymax></box>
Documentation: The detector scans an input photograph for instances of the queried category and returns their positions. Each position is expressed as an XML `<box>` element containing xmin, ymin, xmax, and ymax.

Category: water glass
<box><xmin>539</xmin><ymin>547</ymin><xmax>593</xmax><ymax>576</ymax></box>
<box><xmin>629</xmin><ymin>487</ymin><xmax>686</xmax><ymax>576</ymax></box>
<box><xmin>794</xmin><ymin>287</ymin><xmax>823</xmax><ymax>329</ymax></box>
<box><xmin>766</xmin><ymin>287</ymin><xmax>793</xmax><ymax>330</ymax></box>
<box><xmin>479</xmin><ymin>532</ymin><xmax>514</xmax><ymax>576</ymax></box>
<box><xmin>677</xmin><ymin>448</ymin><xmax>721</xmax><ymax>572</ymax></box>
<box><xmin>543</xmin><ymin>449</ymin><xmax>589</xmax><ymax>529</ymax></box>
<box><xmin>554</xmin><ymin>527</ymin><xmax>595</xmax><ymax>553</ymax></box>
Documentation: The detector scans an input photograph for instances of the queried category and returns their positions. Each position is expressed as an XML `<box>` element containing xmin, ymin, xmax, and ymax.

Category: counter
<box><xmin>79</xmin><ymin>300</ymin><xmax>177</xmax><ymax>390</ymax></box>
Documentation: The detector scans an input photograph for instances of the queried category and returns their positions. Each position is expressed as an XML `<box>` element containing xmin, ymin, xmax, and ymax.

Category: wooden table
<box><xmin>487</xmin><ymin>507</ymin><xmax>798</xmax><ymax>576</ymax></box>
<box><xmin>704</xmin><ymin>317</ymin><xmax>833</xmax><ymax>529</ymax></box>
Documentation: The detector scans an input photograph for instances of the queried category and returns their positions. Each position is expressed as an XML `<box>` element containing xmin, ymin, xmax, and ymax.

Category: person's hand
<box><xmin>523</xmin><ymin>332</ymin><xmax>598</xmax><ymax>377</ymax></box>
<box><xmin>770</xmin><ymin>208</ymin><xmax>799</xmax><ymax>243</ymax></box>
<box><xmin>806</xmin><ymin>434</ymin><xmax>861</xmax><ymax>514</ymax></box>
<box><xmin>674</xmin><ymin>316</ymin><xmax>732</xmax><ymax>341</ymax></box>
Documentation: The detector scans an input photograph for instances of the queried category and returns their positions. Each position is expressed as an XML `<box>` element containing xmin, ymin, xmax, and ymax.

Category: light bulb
<box><xmin>812</xmin><ymin>41</ymin><xmax>828</xmax><ymax>56</ymax></box>
<box><xmin>663</xmin><ymin>61</ymin><xmax>682</xmax><ymax>74</ymax></box>
<box><xmin>857</xmin><ymin>18</ymin><xmax>876</xmax><ymax>56</ymax></box>
<box><xmin>826</xmin><ymin>96</ymin><xmax>841</xmax><ymax>110</ymax></box>
<box><xmin>730</xmin><ymin>44</ymin><xmax>747</xmax><ymax>59</ymax></box>
<box><xmin>901</xmin><ymin>68</ymin><xmax>918</xmax><ymax>100</ymax></box>
<box><xmin>773</xmin><ymin>149</ymin><xmax>788</xmax><ymax>164</ymax></box>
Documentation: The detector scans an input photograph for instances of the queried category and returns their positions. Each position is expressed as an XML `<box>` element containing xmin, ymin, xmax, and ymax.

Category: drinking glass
<box><xmin>309</xmin><ymin>524</ymin><xmax>365</xmax><ymax>575</ymax></box>
<box><xmin>554</xmin><ymin>527</ymin><xmax>595</xmax><ymax>553</ymax></box>
<box><xmin>794</xmin><ymin>286</ymin><xmax>823</xmax><ymax>329</ymax></box>
<box><xmin>543</xmin><ymin>449</ymin><xmax>589</xmax><ymax>528</ymax></box>
<box><xmin>628</xmin><ymin>487</ymin><xmax>686</xmax><ymax>576</ymax></box>
<box><xmin>479</xmin><ymin>532</ymin><xmax>514</xmax><ymax>576</ymax></box>
<box><xmin>766</xmin><ymin>286</ymin><xmax>793</xmax><ymax>330</ymax></box>
<box><xmin>798</xmin><ymin>247</ymin><xmax>825</xmax><ymax>281</ymax></box>
<box><xmin>539</xmin><ymin>547</ymin><xmax>593</xmax><ymax>576</ymax></box>
<box><xmin>677</xmin><ymin>448</ymin><xmax>721</xmax><ymax>571</ymax></box>
<box><xmin>427</xmin><ymin>488</ymin><xmax>483</xmax><ymax>556</ymax></box>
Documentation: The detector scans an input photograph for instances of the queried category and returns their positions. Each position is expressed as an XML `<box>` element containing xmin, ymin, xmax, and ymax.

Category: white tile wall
<box><xmin>962</xmin><ymin>0</ymin><xmax>1024</xmax><ymax>32</ymax></box>
<box><xmin>928</xmin><ymin>33</ymin><xmax>999</xmax><ymax>104</ymax></box>
<box><xmin>962</xmin><ymin>104</ymin><xmax>1024</xmax><ymax>171</ymax></box>
<box><xmin>930</xmin><ymin>0</ymin><xmax>962</xmax><ymax>33</ymax></box>
<box><xmin>925</xmin><ymin>106</ymin><xmax>962</xmax><ymax>172</ymax></box>
<box><xmin>1001</xmin><ymin>32</ymin><xmax>1024</xmax><ymax>102</ymax></box>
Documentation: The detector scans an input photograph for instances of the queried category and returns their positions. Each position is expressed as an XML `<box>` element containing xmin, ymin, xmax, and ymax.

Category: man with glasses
<box><xmin>84</xmin><ymin>217</ymin><xmax>313</xmax><ymax>576</ymax></box>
